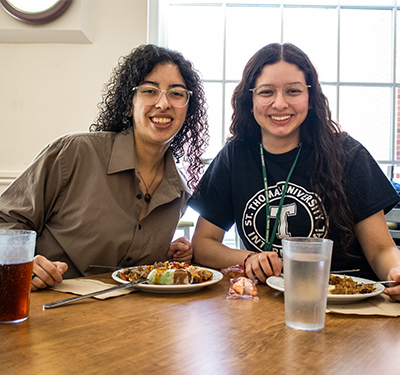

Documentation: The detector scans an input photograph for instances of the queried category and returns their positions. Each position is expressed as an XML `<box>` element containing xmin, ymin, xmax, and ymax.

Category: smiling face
<box><xmin>132</xmin><ymin>63</ymin><xmax>188</xmax><ymax>151</ymax></box>
<box><xmin>252</xmin><ymin>61</ymin><xmax>310</xmax><ymax>153</ymax></box>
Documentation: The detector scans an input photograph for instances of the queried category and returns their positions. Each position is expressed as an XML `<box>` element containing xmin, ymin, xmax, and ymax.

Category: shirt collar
<box><xmin>107</xmin><ymin>127</ymin><xmax>136</xmax><ymax>174</ymax></box>
<box><xmin>107</xmin><ymin>127</ymin><xmax>191</xmax><ymax>196</ymax></box>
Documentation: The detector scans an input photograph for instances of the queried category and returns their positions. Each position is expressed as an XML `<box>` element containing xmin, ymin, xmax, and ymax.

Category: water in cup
<box><xmin>0</xmin><ymin>230</ymin><xmax>36</xmax><ymax>323</ymax></box>
<box><xmin>282</xmin><ymin>237</ymin><xmax>333</xmax><ymax>331</ymax></box>
<box><xmin>284</xmin><ymin>252</ymin><xmax>330</xmax><ymax>330</ymax></box>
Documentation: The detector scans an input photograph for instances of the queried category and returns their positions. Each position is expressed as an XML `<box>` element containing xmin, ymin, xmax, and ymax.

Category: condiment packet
<box><xmin>227</xmin><ymin>277</ymin><xmax>259</xmax><ymax>300</ymax></box>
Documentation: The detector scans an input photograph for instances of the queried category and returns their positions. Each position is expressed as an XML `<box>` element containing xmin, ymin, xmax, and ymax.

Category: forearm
<box><xmin>355</xmin><ymin>210</ymin><xmax>400</xmax><ymax>280</ymax></box>
<box><xmin>191</xmin><ymin>216</ymin><xmax>252</xmax><ymax>268</ymax></box>
<box><xmin>368</xmin><ymin>244</ymin><xmax>400</xmax><ymax>280</ymax></box>
<box><xmin>192</xmin><ymin>236</ymin><xmax>250</xmax><ymax>268</ymax></box>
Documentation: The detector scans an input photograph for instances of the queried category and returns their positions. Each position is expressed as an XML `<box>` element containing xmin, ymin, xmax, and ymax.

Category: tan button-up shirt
<box><xmin>0</xmin><ymin>128</ymin><xmax>191</xmax><ymax>278</ymax></box>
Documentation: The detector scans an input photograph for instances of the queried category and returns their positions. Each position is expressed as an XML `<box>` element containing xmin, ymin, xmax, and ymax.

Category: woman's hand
<box><xmin>31</xmin><ymin>255</ymin><xmax>68</xmax><ymax>291</ymax></box>
<box><xmin>166</xmin><ymin>237</ymin><xmax>193</xmax><ymax>263</ymax></box>
<box><xmin>244</xmin><ymin>251</ymin><xmax>283</xmax><ymax>284</ymax></box>
<box><xmin>382</xmin><ymin>267</ymin><xmax>400</xmax><ymax>302</ymax></box>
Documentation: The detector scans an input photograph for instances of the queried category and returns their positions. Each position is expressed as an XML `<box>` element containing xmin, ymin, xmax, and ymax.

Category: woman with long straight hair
<box><xmin>189</xmin><ymin>43</ymin><xmax>400</xmax><ymax>301</ymax></box>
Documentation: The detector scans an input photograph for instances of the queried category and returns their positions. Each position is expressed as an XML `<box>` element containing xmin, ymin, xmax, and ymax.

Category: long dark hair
<box><xmin>231</xmin><ymin>43</ymin><xmax>354</xmax><ymax>249</ymax></box>
<box><xmin>90</xmin><ymin>44</ymin><xmax>209</xmax><ymax>189</ymax></box>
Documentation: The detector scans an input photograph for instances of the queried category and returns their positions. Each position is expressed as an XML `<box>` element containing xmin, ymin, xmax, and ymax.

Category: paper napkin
<box><xmin>50</xmin><ymin>278</ymin><xmax>137</xmax><ymax>300</ymax></box>
<box><xmin>326</xmin><ymin>293</ymin><xmax>400</xmax><ymax>317</ymax></box>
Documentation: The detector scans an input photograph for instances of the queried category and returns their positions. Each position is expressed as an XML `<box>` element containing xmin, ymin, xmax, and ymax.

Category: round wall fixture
<box><xmin>0</xmin><ymin>0</ymin><xmax>72</xmax><ymax>25</ymax></box>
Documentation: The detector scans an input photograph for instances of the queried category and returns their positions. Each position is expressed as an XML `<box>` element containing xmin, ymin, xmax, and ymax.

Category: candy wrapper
<box><xmin>227</xmin><ymin>277</ymin><xmax>259</xmax><ymax>300</ymax></box>
<box><xmin>221</xmin><ymin>264</ymin><xmax>246</xmax><ymax>279</ymax></box>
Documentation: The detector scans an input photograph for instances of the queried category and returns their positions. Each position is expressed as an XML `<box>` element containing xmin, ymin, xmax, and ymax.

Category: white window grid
<box><xmin>150</xmin><ymin>0</ymin><xmax>400</xmax><ymax>179</ymax></box>
<box><xmin>149</xmin><ymin>0</ymin><xmax>400</xmax><ymax>245</ymax></box>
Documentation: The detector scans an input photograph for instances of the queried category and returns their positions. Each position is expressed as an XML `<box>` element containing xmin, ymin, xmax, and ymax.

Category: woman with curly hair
<box><xmin>189</xmin><ymin>43</ymin><xmax>400</xmax><ymax>301</ymax></box>
<box><xmin>0</xmin><ymin>44</ymin><xmax>209</xmax><ymax>291</ymax></box>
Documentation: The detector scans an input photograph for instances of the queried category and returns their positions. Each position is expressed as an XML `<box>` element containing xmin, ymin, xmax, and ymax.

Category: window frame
<box><xmin>149</xmin><ymin>0</ymin><xmax>400</xmax><ymax>180</ymax></box>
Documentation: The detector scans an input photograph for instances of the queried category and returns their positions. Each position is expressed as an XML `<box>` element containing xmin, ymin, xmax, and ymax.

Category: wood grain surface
<box><xmin>1</xmin><ymin>273</ymin><xmax>399</xmax><ymax>375</ymax></box>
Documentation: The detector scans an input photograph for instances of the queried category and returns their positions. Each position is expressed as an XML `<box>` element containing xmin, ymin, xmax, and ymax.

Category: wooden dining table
<box><xmin>1</xmin><ymin>272</ymin><xmax>399</xmax><ymax>375</ymax></box>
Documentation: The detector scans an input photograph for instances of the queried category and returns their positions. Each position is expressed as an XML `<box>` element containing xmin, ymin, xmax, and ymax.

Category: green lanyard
<box><xmin>260</xmin><ymin>142</ymin><xmax>302</xmax><ymax>252</ymax></box>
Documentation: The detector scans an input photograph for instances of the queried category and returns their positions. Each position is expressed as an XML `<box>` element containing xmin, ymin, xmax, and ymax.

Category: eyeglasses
<box><xmin>133</xmin><ymin>85</ymin><xmax>192</xmax><ymax>108</ymax></box>
<box><xmin>250</xmin><ymin>83</ymin><xmax>311</xmax><ymax>106</ymax></box>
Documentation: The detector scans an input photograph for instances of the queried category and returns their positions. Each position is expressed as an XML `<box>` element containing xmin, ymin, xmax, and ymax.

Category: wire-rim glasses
<box><xmin>250</xmin><ymin>82</ymin><xmax>311</xmax><ymax>106</ymax></box>
<box><xmin>133</xmin><ymin>85</ymin><xmax>192</xmax><ymax>108</ymax></box>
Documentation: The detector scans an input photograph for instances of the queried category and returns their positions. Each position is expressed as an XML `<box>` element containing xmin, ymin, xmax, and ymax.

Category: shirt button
<box><xmin>138</xmin><ymin>224</ymin><xmax>142</xmax><ymax>230</ymax></box>
<box><xmin>126</xmin><ymin>257</ymin><xmax>132</xmax><ymax>262</ymax></box>
<box><xmin>136</xmin><ymin>194</ymin><xmax>142</xmax><ymax>199</ymax></box>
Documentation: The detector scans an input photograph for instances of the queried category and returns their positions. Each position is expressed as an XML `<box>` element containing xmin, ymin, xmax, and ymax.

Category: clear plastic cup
<box><xmin>0</xmin><ymin>230</ymin><xmax>36</xmax><ymax>323</ymax></box>
<box><xmin>282</xmin><ymin>237</ymin><xmax>333</xmax><ymax>331</ymax></box>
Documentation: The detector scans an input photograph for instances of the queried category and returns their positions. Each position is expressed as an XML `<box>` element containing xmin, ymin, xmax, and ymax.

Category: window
<box><xmin>151</xmin><ymin>0</ymin><xmax>400</xmax><ymax>181</ymax></box>
<box><xmin>151</xmin><ymin>0</ymin><xmax>400</xmax><ymax>245</ymax></box>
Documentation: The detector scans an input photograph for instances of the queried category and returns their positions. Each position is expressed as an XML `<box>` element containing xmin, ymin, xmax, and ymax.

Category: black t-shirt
<box><xmin>189</xmin><ymin>135</ymin><xmax>400</xmax><ymax>280</ymax></box>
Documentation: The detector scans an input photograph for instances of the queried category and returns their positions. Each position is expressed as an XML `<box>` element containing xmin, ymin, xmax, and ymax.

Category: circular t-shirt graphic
<box><xmin>241</xmin><ymin>182</ymin><xmax>328</xmax><ymax>256</ymax></box>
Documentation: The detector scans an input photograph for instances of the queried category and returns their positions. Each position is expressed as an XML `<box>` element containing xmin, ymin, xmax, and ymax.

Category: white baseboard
<box><xmin>0</xmin><ymin>172</ymin><xmax>20</xmax><ymax>194</ymax></box>
<box><xmin>0</xmin><ymin>180</ymin><xmax>14</xmax><ymax>194</ymax></box>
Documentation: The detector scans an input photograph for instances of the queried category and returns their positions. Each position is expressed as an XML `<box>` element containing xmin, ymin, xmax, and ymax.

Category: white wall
<box><xmin>0</xmin><ymin>0</ymin><xmax>148</xmax><ymax>193</ymax></box>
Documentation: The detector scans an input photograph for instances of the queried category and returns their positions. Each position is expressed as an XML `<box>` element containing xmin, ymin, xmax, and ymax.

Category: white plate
<box><xmin>112</xmin><ymin>267</ymin><xmax>223</xmax><ymax>293</ymax></box>
<box><xmin>266</xmin><ymin>274</ymin><xmax>385</xmax><ymax>304</ymax></box>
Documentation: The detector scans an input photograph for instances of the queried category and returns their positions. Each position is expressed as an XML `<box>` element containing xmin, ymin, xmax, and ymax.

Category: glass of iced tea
<box><xmin>0</xmin><ymin>230</ymin><xmax>36</xmax><ymax>323</ymax></box>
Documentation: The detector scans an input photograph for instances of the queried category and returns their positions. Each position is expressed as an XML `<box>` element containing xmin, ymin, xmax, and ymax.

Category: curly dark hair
<box><xmin>90</xmin><ymin>44</ymin><xmax>209</xmax><ymax>189</ymax></box>
<box><xmin>230</xmin><ymin>43</ymin><xmax>354</xmax><ymax>249</ymax></box>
